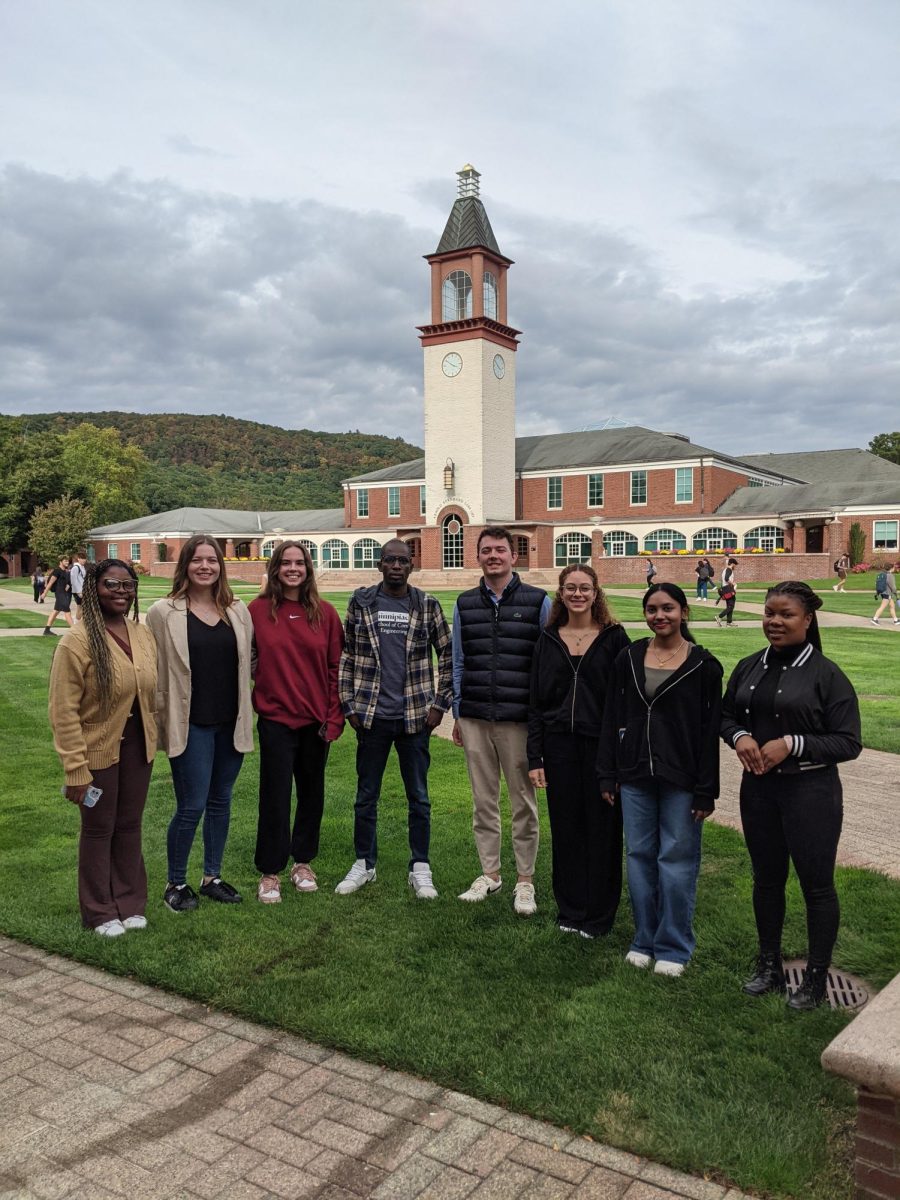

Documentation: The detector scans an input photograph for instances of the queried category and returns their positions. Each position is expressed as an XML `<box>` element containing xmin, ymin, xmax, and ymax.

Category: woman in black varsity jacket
<box><xmin>721</xmin><ymin>580</ymin><xmax>861</xmax><ymax>1010</ymax></box>
<box><xmin>598</xmin><ymin>583</ymin><xmax>723</xmax><ymax>977</ymax></box>
<box><xmin>527</xmin><ymin>566</ymin><xmax>630</xmax><ymax>937</ymax></box>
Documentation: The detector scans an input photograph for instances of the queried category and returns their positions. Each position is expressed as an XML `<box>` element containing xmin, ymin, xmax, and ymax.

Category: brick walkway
<box><xmin>0</xmin><ymin>938</ymin><xmax>750</xmax><ymax>1200</ymax></box>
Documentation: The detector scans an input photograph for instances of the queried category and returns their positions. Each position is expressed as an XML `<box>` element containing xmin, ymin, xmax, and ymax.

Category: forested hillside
<box><xmin>5</xmin><ymin>412</ymin><xmax>421</xmax><ymax>513</ymax></box>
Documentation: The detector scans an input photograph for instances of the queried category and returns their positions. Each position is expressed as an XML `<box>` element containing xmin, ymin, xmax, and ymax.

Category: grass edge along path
<box><xmin>2</xmin><ymin>640</ymin><xmax>900</xmax><ymax>1198</ymax></box>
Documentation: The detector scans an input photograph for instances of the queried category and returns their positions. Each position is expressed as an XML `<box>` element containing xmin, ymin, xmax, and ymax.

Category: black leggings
<box><xmin>739</xmin><ymin>768</ymin><xmax>843</xmax><ymax>967</ymax></box>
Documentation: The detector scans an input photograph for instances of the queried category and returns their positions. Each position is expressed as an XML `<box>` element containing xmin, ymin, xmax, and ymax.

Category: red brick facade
<box><xmin>855</xmin><ymin>1090</ymin><xmax>900</xmax><ymax>1200</ymax></box>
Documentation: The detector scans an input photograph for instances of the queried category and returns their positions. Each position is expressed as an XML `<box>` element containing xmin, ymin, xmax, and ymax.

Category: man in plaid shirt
<box><xmin>336</xmin><ymin>540</ymin><xmax>453</xmax><ymax>898</ymax></box>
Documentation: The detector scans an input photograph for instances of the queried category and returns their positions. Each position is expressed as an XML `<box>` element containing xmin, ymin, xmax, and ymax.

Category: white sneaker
<box><xmin>95</xmin><ymin>920</ymin><xmax>126</xmax><ymax>938</ymax></box>
<box><xmin>334</xmin><ymin>859</ymin><xmax>376</xmax><ymax>895</ymax></box>
<box><xmin>458</xmin><ymin>874</ymin><xmax>502</xmax><ymax>902</ymax></box>
<box><xmin>654</xmin><ymin>960</ymin><xmax>685</xmax><ymax>977</ymax></box>
<box><xmin>122</xmin><ymin>916</ymin><xmax>147</xmax><ymax>930</ymax></box>
<box><xmin>408</xmin><ymin>862</ymin><xmax>438</xmax><ymax>899</ymax></box>
<box><xmin>513</xmin><ymin>881</ymin><xmax>537</xmax><ymax>917</ymax></box>
<box><xmin>832</xmin><ymin>585</ymin><xmax>839</xmax><ymax>591</ymax></box>
<box><xmin>871</xmin><ymin>618</ymin><xmax>880</xmax><ymax>625</ymax></box>
<box><xmin>625</xmin><ymin>950</ymin><xmax>652</xmax><ymax>969</ymax></box>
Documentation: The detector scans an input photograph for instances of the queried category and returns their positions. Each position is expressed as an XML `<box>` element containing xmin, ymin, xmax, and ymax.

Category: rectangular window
<box><xmin>108</xmin><ymin>543</ymin><xmax>118</xmax><ymax>559</ymax></box>
<box><xmin>387</xmin><ymin>486</ymin><xmax>400</xmax><ymax>517</ymax></box>
<box><xmin>547</xmin><ymin>476</ymin><xmax>562</xmax><ymax>510</ymax></box>
<box><xmin>130</xmin><ymin>543</ymin><xmax>141</xmax><ymax>562</ymax></box>
<box><xmin>630</xmin><ymin>471</ymin><xmax>647</xmax><ymax>505</ymax></box>
<box><xmin>587</xmin><ymin>473</ymin><xmax>604</xmax><ymax>507</ymax></box>
<box><xmin>86</xmin><ymin>545</ymin><xmax>96</xmax><ymax>563</ymax></box>
<box><xmin>675</xmin><ymin>468</ymin><xmax>693</xmax><ymax>503</ymax></box>
<box><xmin>748</xmin><ymin>477</ymin><xmax>765</xmax><ymax>488</ymax></box>
<box><xmin>420</xmin><ymin>485</ymin><xmax>427</xmax><ymax>516</ymax></box>
<box><xmin>874</xmin><ymin>520</ymin><xmax>899</xmax><ymax>550</ymax></box>
<box><xmin>356</xmin><ymin>489</ymin><xmax>369</xmax><ymax>518</ymax></box>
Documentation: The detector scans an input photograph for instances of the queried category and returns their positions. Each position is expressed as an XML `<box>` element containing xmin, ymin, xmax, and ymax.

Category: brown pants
<box><xmin>78</xmin><ymin>712</ymin><xmax>152</xmax><ymax>928</ymax></box>
<box><xmin>457</xmin><ymin>718</ymin><xmax>539</xmax><ymax>877</ymax></box>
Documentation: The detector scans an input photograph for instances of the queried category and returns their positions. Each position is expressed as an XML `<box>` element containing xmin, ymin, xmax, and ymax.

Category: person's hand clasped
<box><xmin>528</xmin><ymin>767</ymin><xmax>546</xmax><ymax>789</ymax></box>
<box><xmin>759</xmin><ymin>737</ymin><xmax>791</xmax><ymax>772</ymax></box>
<box><xmin>734</xmin><ymin>735</ymin><xmax>767</xmax><ymax>775</ymax></box>
<box><xmin>64</xmin><ymin>784</ymin><xmax>89</xmax><ymax>805</ymax></box>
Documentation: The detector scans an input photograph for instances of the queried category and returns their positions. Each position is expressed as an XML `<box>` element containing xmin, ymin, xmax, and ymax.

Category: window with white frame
<box><xmin>419</xmin><ymin>485</ymin><xmax>426</xmax><ymax>516</ymax></box>
<box><xmin>743</xmin><ymin>525</ymin><xmax>784</xmax><ymax>551</ymax></box>
<box><xmin>630</xmin><ymin>471</ymin><xmax>647</xmax><ymax>505</ymax></box>
<box><xmin>692</xmin><ymin>527</ymin><xmax>738</xmax><ymax>552</ymax></box>
<box><xmin>130</xmin><ymin>543</ymin><xmax>141</xmax><ymax>562</ymax></box>
<box><xmin>588</xmin><ymin>473</ymin><xmax>604</xmax><ymax>507</ymax></box>
<box><xmin>675</xmin><ymin>468</ymin><xmax>693</xmax><ymax>503</ymax></box>
<box><xmin>748</xmin><ymin>477</ymin><xmax>766</xmax><ymax>488</ymax></box>
<box><xmin>643</xmin><ymin>529</ymin><xmax>687</xmax><ymax>553</ymax></box>
<box><xmin>261</xmin><ymin>539</ymin><xmax>276</xmax><ymax>559</ymax></box>
<box><xmin>874</xmin><ymin>520</ymin><xmax>899</xmax><ymax>550</ymax></box>
<box><xmin>356</xmin><ymin>489</ymin><xmax>369</xmax><ymax>518</ymax></box>
<box><xmin>108</xmin><ymin>543</ymin><xmax>118</xmax><ymax>559</ymax></box>
<box><xmin>547</xmin><ymin>476</ymin><xmax>563</xmax><ymax>510</ymax></box>
<box><xmin>483</xmin><ymin>272</ymin><xmax>497</xmax><ymax>320</ymax></box>
<box><xmin>321</xmin><ymin>539</ymin><xmax>349</xmax><ymax>569</ymax></box>
<box><xmin>353</xmin><ymin>538</ymin><xmax>381</xmax><ymax>569</ymax></box>
<box><xmin>86</xmin><ymin>545</ymin><xmax>96</xmax><ymax>563</ymax></box>
<box><xmin>603</xmin><ymin>530</ymin><xmax>639</xmax><ymax>557</ymax></box>
<box><xmin>442</xmin><ymin>514</ymin><xmax>464</xmax><ymax>569</ymax></box>
<box><xmin>441</xmin><ymin>271</ymin><xmax>473</xmax><ymax>320</ymax></box>
<box><xmin>299</xmin><ymin>540</ymin><xmax>318</xmax><ymax>569</ymax></box>
<box><xmin>388</xmin><ymin>487</ymin><xmax>400</xmax><ymax>517</ymax></box>
<box><xmin>554</xmin><ymin>533</ymin><xmax>591</xmax><ymax>566</ymax></box>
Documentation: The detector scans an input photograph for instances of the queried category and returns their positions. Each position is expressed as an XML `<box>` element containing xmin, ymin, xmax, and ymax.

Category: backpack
<box><xmin>833</xmin><ymin>560</ymin><xmax>841</xmax><ymax>572</ymax></box>
<box><xmin>875</xmin><ymin>571</ymin><xmax>888</xmax><ymax>596</ymax></box>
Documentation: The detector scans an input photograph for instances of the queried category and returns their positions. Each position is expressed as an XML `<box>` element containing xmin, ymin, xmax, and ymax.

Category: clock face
<box><xmin>441</xmin><ymin>352</ymin><xmax>462</xmax><ymax>378</ymax></box>
<box><xmin>492</xmin><ymin>354</ymin><xmax>506</xmax><ymax>379</ymax></box>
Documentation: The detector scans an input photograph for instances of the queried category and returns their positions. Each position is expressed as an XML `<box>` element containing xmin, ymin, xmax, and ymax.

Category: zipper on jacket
<box><xmin>628</xmin><ymin>650</ymin><xmax>703</xmax><ymax>778</ymax></box>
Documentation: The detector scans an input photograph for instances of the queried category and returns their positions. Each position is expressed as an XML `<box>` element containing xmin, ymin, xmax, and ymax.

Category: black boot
<box><xmin>787</xmin><ymin>965</ymin><xmax>829</xmax><ymax>1011</ymax></box>
<box><xmin>742</xmin><ymin>952</ymin><xmax>786</xmax><ymax>996</ymax></box>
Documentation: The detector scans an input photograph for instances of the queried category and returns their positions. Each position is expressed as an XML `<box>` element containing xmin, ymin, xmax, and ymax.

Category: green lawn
<box><xmin>1</xmin><ymin>636</ymin><xmax>899</xmax><ymax>1199</ymax></box>
<box><xmin>0</xmin><ymin>608</ymin><xmax>48</xmax><ymax>628</ymax></box>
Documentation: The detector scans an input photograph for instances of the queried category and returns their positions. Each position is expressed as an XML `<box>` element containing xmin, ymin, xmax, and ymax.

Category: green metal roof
<box><xmin>737</xmin><ymin>448</ymin><xmax>900</xmax><ymax>484</ymax></box>
<box><xmin>434</xmin><ymin>197</ymin><xmax>502</xmax><ymax>255</ymax></box>
<box><xmin>89</xmin><ymin>506</ymin><xmax>347</xmax><ymax>537</ymax></box>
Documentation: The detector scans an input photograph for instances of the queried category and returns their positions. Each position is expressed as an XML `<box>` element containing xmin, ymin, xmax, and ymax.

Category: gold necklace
<box><xmin>651</xmin><ymin>640</ymin><xmax>686</xmax><ymax>667</ymax></box>
<box><xmin>564</xmin><ymin>625</ymin><xmax>598</xmax><ymax>648</ymax></box>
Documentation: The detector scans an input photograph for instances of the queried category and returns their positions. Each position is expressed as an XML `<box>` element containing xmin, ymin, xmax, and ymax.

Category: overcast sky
<box><xmin>2</xmin><ymin>0</ymin><xmax>899</xmax><ymax>452</ymax></box>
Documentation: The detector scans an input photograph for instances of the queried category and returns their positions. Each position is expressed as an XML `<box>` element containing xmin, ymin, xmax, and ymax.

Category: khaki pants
<box><xmin>457</xmin><ymin>718</ymin><xmax>539</xmax><ymax>877</ymax></box>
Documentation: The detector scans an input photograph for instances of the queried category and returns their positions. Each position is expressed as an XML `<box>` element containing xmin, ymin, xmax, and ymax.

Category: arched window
<box><xmin>442</xmin><ymin>513</ymin><xmax>464</xmax><ymax>569</ymax></box>
<box><xmin>603</xmin><ymin>530</ymin><xmax>639</xmax><ymax>557</ymax></box>
<box><xmin>353</xmin><ymin>538</ymin><xmax>381</xmax><ymax>569</ymax></box>
<box><xmin>643</xmin><ymin>528</ymin><xmax>687</xmax><ymax>553</ymax></box>
<box><xmin>299</xmin><ymin>539</ymin><xmax>318</xmax><ymax>569</ymax></box>
<box><xmin>692</xmin><ymin>527</ymin><xmax>738</xmax><ymax>552</ymax></box>
<box><xmin>261</xmin><ymin>539</ymin><xmax>277</xmax><ymax>559</ymax></box>
<box><xmin>744</xmin><ymin>525</ymin><xmax>784</xmax><ymax>551</ymax></box>
<box><xmin>554</xmin><ymin>533</ymin><xmax>592</xmax><ymax>567</ymax></box>
<box><xmin>442</xmin><ymin>271</ymin><xmax>473</xmax><ymax>321</ymax></box>
<box><xmin>483</xmin><ymin>271</ymin><xmax>497</xmax><ymax>320</ymax></box>
<box><xmin>321</xmin><ymin>539</ymin><xmax>349</xmax><ymax>569</ymax></box>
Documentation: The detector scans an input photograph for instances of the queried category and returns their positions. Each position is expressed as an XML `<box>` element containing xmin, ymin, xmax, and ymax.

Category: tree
<box><xmin>868</xmin><ymin>432</ymin><xmax>900</xmax><ymax>466</ymax></box>
<box><xmin>849</xmin><ymin>521</ymin><xmax>867</xmax><ymax>567</ymax></box>
<box><xmin>0</xmin><ymin>430</ymin><xmax>66</xmax><ymax>552</ymax></box>
<box><xmin>28</xmin><ymin>495</ymin><xmax>93</xmax><ymax>565</ymax></box>
<box><xmin>60</xmin><ymin>424</ymin><xmax>148</xmax><ymax>526</ymax></box>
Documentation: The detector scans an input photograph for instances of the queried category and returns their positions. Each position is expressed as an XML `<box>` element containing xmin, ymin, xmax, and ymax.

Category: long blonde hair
<box><xmin>169</xmin><ymin>535</ymin><xmax>234</xmax><ymax>616</ymax></box>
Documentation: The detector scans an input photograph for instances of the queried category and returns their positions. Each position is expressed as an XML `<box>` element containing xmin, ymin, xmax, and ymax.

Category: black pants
<box><xmin>740</xmin><ymin>768</ymin><xmax>843</xmax><ymax>967</ymax></box>
<box><xmin>720</xmin><ymin>594</ymin><xmax>736</xmax><ymax>624</ymax></box>
<box><xmin>255</xmin><ymin>717</ymin><xmax>329</xmax><ymax>874</ymax></box>
<box><xmin>543</xmin><ymin>731</ymin><xmax>623</xmax><ymax>935</ymax></box>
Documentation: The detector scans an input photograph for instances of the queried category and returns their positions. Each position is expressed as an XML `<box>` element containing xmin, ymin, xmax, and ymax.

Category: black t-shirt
<box><xmin>49</xmin><ymin>567</ymin><xmax>69</xmax><ymax>593</ymax></box>
<box><xmin>187</xmin><ymin>612</ymin><xmax>239</xmax><ymax>726</ymax></box>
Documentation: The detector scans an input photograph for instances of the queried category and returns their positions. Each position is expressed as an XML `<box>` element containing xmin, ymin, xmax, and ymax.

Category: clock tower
<box><xmin>419</xmin><ymin>166</ymin><xmax>520</xmax><ymax>535</ymax></box>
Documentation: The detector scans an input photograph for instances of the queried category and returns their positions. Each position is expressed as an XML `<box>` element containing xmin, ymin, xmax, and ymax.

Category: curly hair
<box><xmin>642</xmin><ymin>582</ymin><xmax>696</xmax><ymax>644</ymax></box>
<box><xmin>168</xmin><ymin>535</ymin><xmax>234</xmax><ymax>615</ymax></box>
<box><xmin>548</xmin><ymin>564</ymin><xmax>618</xmax><ymax>628</ymax></box>
<box><xmin>261</xmin><ymin>541</ymin><xmax>321</xmax><ymax>628</ymax></box>
<box><xmin>81</xmin><ymin>559</ymin><xmax>140</xmax><ymax>716</ymax></box>
<box><xmin>765</xmin><ymin>580</ymin><xmax>823</xmax><ymax>651</ymax></box>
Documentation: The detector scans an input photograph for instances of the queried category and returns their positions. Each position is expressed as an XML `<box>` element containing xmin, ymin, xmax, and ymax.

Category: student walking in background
<box><xmin>147</xmin><ymin>535</ymin><xmax>254</xmax><ymax>913</ymax></box>
<box><xmin>694</xmin><ymin>557</ymin><xmax>714</xmax><ymax>602</ymax></box>
<box><xmin>598</xmin><ymin>583</ymin><xmax>723</xmax><ymax>976</ymax></box>
<box><xmin>833</xmin><ymin>552</ymin><xmax>850</xmax><ymax>593</ymax></box>
<box><xmin>69</xmin><ymin>551</ymin><xmax>87</xmax><ymax>621</ymax></box>
<box><xmin>42</xmin><ymin>556</ymin><xmax>73</xmax><ymax>635</ymax></box>
<box><xmin>722</xmin><ymin>581</ymin><xmax>862</xmax><ymax>1009</ymax></box>
<box><xmin>871</xmin><ymin>563</ymin><xmax>899</xmax><ymax>625</ymax></box>
<box><xmin>250</xmin><ymin>542</ymin><xmax>344</xmax><ymax>904</ymax></box>
<box><xmin>715</xmin><ymin>558</ymin><xmax>738</xmax><ymax>627</ymax></box>
<box><xmin>527</xmin><ymin>565</ymin><xmax>629</xmax><ymax>937</ymax></box>
<box><xmin>48</xmin><ymin>560</ymin><xmax>157</xmax><ymax>936</ymax></box>
<box><xmin>645</xmin><ymin>558</ymin><xmax>657</xmax><ymax>587</ymax></box>
<box><xmin>31</xmin><ymin>564</ymin><xmax>45</xmax><ymax>603</ymax></box>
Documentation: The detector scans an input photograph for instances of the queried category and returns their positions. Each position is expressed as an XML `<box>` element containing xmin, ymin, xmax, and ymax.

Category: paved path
<box><xmin>0</xmin><ymin>937</ymin><xmax>749</xmax><ymax>1200</ymax></box>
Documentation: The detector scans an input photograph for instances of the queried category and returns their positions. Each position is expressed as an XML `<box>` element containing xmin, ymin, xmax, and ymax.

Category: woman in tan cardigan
<box><xmin>49</xmin><ymin>560</ymin><xmax>158</xmax><ymax>936</ymax></box>
<box><xmin>147</xmin><ymin>535</ymin><xmax>254</xmax><ymax>913</ymax></box>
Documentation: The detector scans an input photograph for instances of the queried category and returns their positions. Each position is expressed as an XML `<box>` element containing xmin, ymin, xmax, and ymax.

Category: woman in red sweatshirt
<box><xmin>249</xmin><ymin>541</ymin><xmax>344</xmax><ymax>903</ymax></box>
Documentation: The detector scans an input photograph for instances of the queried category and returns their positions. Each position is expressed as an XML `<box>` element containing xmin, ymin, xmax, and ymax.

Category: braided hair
<box><xmin>81</xmin><ymin>559</ymin><xmax>140</xmax><ymax>716</ymax></box>
<box><xmin>765</xmin><ymin>580</ymin><xmax>823</xmax><ymax>651</ymax></box>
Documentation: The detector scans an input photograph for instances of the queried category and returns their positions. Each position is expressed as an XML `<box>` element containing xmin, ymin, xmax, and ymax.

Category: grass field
<box><xmin>1</xmin><ymin>631</ymin><xmax>899</xmax><ymax>1199</ymax></box>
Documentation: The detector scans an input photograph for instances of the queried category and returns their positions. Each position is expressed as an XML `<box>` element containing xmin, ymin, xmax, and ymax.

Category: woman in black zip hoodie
<box><xmin>527</xmin><ymin>566</ymin><xmax>630</xmax><ymax>937</ymax></box>
<box><xmin>722</xmin><ymin>580</ymin><xmax>861</xmax><ymax>1010</ymax></box>
<box><xmin>598</xmin><ymin>583</ymin><xmax>723</xmax><ymax>976</ymax></box>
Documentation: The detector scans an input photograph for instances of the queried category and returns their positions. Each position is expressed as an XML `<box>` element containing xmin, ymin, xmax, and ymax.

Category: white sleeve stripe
<box><xmin>791</xmin><ymin>734</ymin><xmax>804</xmax><ymax>757</ymax></box>
<box><xmin>732</xmin><ymin>730</ymin><xmax>751</xmax><ymax>746</ymax></box>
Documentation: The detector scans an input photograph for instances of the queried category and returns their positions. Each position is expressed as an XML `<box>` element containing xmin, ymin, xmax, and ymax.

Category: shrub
<box><xmin>849</xmin><ymin>521</ymin><xmax>866</xmax><ymax>566</ymax></box>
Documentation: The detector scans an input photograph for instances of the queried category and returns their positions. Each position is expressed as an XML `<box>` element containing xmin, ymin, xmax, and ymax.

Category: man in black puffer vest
<box><xmin>451</xmin><ymin>527</ymin><xmax>550</xmax><ymax>915</ymax></box>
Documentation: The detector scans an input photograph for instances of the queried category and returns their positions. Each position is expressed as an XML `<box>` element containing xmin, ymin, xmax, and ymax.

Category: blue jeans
<box><xmin>696</xmin><ymin>579</ymin><xmax>709</xmax><ymax>600</ymax></box>
<box><xmin>167</xmin><ymin>723</ymin><xmax>244</xmax><ymax>885</ymax></box>
<box><xmin>354</xmin><ymin>718</ymin><xmax>431</xmax><ymax>869</ymax></box>
<box><xmin>620</xmin><ymin>779</ymin><xmax>703</xmax><ymax>964</ymax></box>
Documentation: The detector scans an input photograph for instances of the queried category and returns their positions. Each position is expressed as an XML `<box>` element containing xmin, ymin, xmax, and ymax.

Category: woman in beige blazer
<box><xmin>146</xmin><ymin>535</ymin><xmax>253</xmax><ymax>913</ymax></box>
<box><xmin>49</xmin><ymin>559</ymin><xmax>158</xmax><ymax>936</ymax></box>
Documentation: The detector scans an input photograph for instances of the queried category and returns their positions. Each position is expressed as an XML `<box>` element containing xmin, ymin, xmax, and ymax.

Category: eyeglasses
<box><xmin>381</xmin><ymin>555</ymin><xmax>411</xmax><ymax>566</ymax></box>
<box><xmin>562</xmin><ymin>584</ymin><xmax>596</xmax><ymax>596</ymax></box>
<box><xmin>101</xmin><ymin>580</ymin><xmax>137</xmax><ymax>593</ymax></box>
